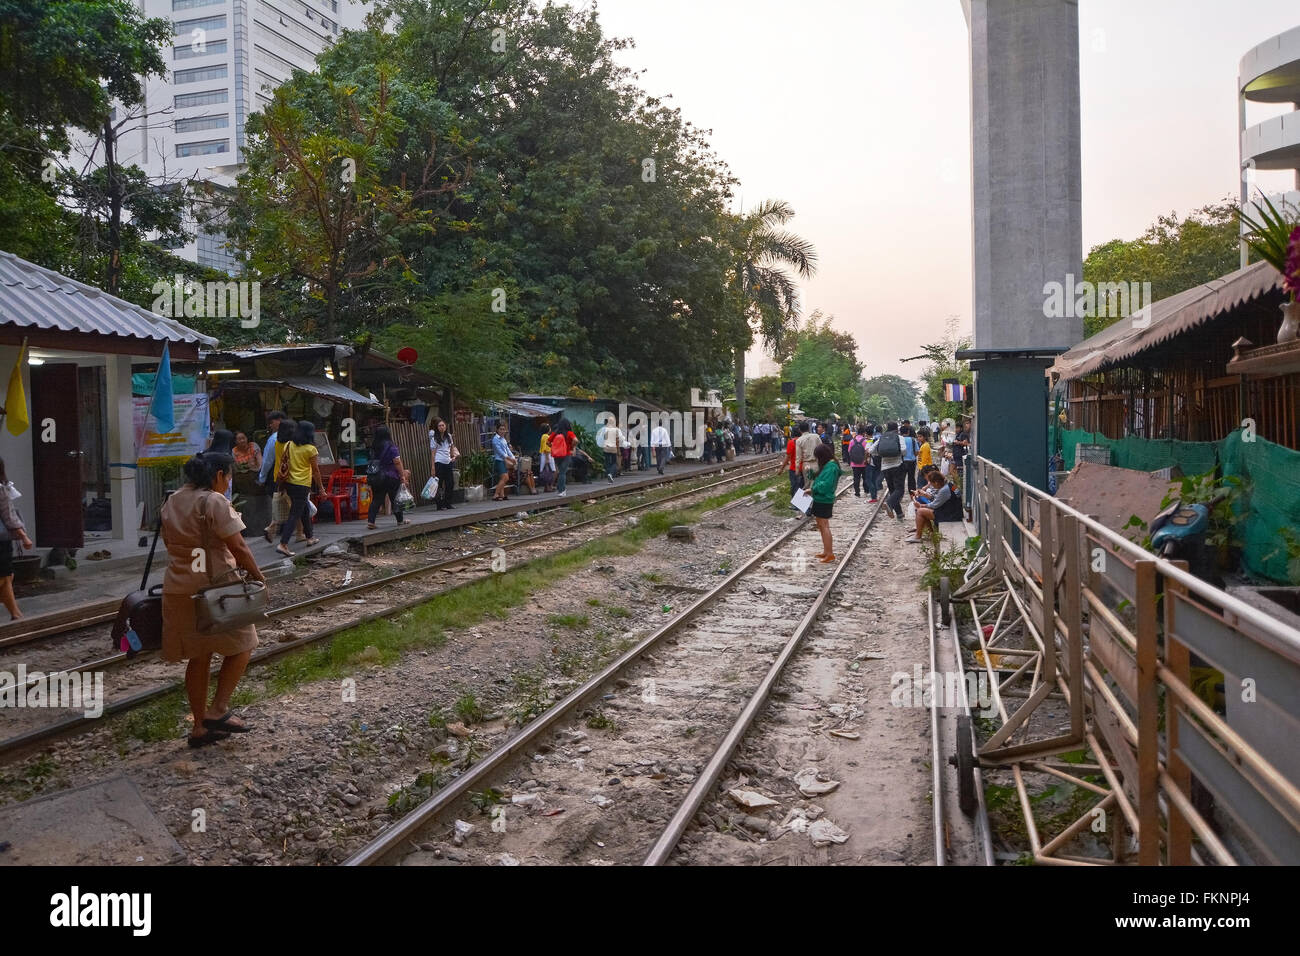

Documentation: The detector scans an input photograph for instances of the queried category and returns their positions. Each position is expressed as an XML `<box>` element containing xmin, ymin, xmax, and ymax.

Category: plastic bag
<box><xmin>307</xmin><ymin>497</ymin><xmax>318</xmax><ymax>519</ymax></box>
<box><xmin>397</xmin><ymin>484</ymin><xmax>415</xmax><ymax>508</ymax></box>
<box><xmin>421</xmin><ymin>475</ymin><xmax>439</xmax><ymax>500</ymax></box>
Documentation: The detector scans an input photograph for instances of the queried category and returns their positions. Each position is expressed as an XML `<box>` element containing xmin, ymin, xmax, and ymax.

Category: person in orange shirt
<box><xmin>917</xmin><ymin>425</ymin><xmax>934</xmax><ymax>471</ymax></box>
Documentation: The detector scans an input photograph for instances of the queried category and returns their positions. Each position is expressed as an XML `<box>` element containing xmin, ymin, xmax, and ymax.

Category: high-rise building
<box><xmin>1239</xmin><ymin>25</ymin><xmax>1300</xmax><ymax>267</ymax></box>
<box><xmin>81</xmin><ymin>0</ymin><xmax>369</xmax><ymax>271</ymax></box>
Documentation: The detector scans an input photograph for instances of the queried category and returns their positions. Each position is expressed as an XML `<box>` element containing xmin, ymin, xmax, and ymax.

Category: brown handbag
<box><xmin>192</xmin><ymin>493</ymin><xmax>268</xmax><ymax>633</ymax></box>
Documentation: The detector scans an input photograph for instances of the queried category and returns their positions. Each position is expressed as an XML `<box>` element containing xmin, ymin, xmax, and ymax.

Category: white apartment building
<box><xmin>1239</xmin><ymin>24</ymin><xmax>1300</xmax><ymax>266</ymax></box>
<box><xmin>85</xmin><ymin>0</ymin><xmax>368</xmax><ymax>271</ymax></box>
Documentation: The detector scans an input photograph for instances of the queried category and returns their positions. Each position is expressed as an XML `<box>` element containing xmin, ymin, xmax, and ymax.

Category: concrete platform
<box><xmin>0</xmin><ymin>775</ymin><xmax>183</xmax><ymax>865</ymax></box>
<box><xmin>4</xmin><ymin>454</ymin><xmax>781</xmax><ymax>631</ymax></box>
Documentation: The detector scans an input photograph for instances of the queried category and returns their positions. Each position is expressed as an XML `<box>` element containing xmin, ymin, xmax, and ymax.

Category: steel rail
<box><xmin>0</xmin><ymin>458</ymin><xmax>781</xmax><ymax>655</ymax></box>
<box><xmin>9</xmin><ymin>459</ymin><xmax>780</xmax><ymax>689</ymax></box>
<box><xmin>0</xmin><ymin>464</ymin><xmax>782</xmax><ymax>761</ymax></box>
<box><xmin>928</xmin><ymin>589</ymin><xmax>947</xmax><ymax>865</ymax></box>
<box><xmin>641</xmin><ymin>497</ymin><xmax>882</xmax><ymax>865</ymax></box>
<box><xmin>344</xmin><ymin>480</ymin><xmax>851</xmax><ymax>866</ymax></box>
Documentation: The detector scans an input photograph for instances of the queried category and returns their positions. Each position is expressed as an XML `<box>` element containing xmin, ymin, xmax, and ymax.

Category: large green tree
<box><xmin>227</xmin><ymin>0</ymin><xmax>743</xmax><ymax>402</ymax></box>
<box><xmin>860</xmin><ymin>374</ymin><xmax>918</xmax><ymax>424</ymax></box>
<box><xmin>781</xmin><ymin>313</ymin><xmax>862</xmax><ymax>421</ymax></box>
<box><xmin>0</xmin><ymin>0</ymin><xmax>185</xmax><ymax>297</ymax></box>
<box><xmin>1082</xmin><ymin>200</ymin><xmax>1240</xmax><ymax>337</ymax></box>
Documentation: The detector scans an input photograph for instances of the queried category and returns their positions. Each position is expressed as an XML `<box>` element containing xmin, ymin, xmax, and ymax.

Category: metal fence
<box><xmin>960</xmin><ymin>455</ymin><xmax>1300</xmax><ymax>864</ymax></box>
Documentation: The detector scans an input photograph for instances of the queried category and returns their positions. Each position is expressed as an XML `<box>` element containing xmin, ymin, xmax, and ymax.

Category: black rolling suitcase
<box><xmin>110</xmin><ymin>499</ymin><xmax>167</xmax><ymax>658</ymax></box>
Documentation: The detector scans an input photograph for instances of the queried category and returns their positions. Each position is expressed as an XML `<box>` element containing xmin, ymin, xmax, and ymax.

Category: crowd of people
<box><xmin>785</xmin><ymin>414</ymin><xmax>973</xmax><ymax>557</ymax></box>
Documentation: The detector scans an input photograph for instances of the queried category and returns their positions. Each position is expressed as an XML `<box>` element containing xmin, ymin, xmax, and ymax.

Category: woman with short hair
<box><xmin>161</xmin><ymin>451</ymin><xmax>266</xmax><ymax>747</ymax></box>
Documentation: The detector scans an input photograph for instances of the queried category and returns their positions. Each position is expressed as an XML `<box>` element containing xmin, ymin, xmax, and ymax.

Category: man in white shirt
<box><xmin>794</xmin><ymin>421</ymin><xmax>821</xmax><ymax>485</ymax></box>
<box><xmin>650</xmin><ymin>423</ymin><xmax>672</xmax><ymax>474</ymax></box>
<box><xmin>598</xmin><ymin>420</ymin><xmax>625</xmax><ymax>482</ymax></box>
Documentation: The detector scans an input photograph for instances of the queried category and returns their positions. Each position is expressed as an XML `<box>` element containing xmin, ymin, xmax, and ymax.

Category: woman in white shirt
<box><xmin>428</xmin><ymin>419</ymin><xmax>460</xmax><ymax>510</ymax></box>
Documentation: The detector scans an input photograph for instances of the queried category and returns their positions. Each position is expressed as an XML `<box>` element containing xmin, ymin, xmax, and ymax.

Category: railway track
<box><xmin>0</xmin><ymin>458</ymin><xmax>782</xmax><ymax>762</ymax></box>
<box><xmin>345</xmin><ymin>480</ymin><xmax>889</xmax><ymax>866</ymax></box>
<box><xmin>0</xmin><ymin>457</ymin><xmax>782</xmax><ymax>657</ymax></box>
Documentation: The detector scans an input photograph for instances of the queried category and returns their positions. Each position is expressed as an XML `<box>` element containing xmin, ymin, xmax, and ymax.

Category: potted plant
<box><xmin>458</xmin><ymin>450</ymin><xmax>492</xmax><ymax>502</ymax></box>
<box><xmin>1238</xmin><ymin>195</ymin><xmax>1300</xmax><ymax>343</ymax></box>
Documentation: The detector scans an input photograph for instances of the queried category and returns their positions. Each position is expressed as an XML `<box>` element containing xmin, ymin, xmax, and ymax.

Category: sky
<box><xmin>589</xmin><ymin>0</ymin><xmax>1300</xmax><ymax>384</ymax></box>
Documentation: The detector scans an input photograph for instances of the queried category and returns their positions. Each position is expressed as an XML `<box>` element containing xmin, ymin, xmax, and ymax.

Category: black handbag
<box><xmin>192</xmin><ymin>493</ymin><xmax>267</xmax><ymax>633</ymax></box>
<box><xmin>110</xmin><ymin>496</ymin><xmax>167</xmax><ymax>658</ymax></box>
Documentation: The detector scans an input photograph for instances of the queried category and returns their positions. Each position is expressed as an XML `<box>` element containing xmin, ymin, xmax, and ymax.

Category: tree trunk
<box><xmin>104</xmin><ymin>118</ymin><xmax>123</xmax><ymax>297</ymax></box>
<box><xmin>733</xmin><ymin>346</ymin><xmax>746</xmax><ymax>423</ymax></box>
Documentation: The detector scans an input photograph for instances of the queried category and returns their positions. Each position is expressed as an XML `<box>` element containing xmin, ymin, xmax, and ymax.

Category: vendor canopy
<box><xmin>1052</xmin><ymin>260</ymin><xmax>1284</xmax><ymax>383</ymax></box>
<box><xmin>217</xmin><ymin>376</ymin><xmax>380</xmax><ymax>405</ymax></box>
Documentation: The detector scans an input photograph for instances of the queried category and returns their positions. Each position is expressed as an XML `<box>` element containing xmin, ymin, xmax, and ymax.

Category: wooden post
<box><xmin>1135</xmin><ymin>559</ymin><xmax>1160</xmax><ymax>865</ymax></box>
<box><xmin>1059</xmin><ymin>513</ymin><xmax>1085</xmax><ymax>740</ymax></box>
<box><xmin>1039</xmin><ymin>501</ymin><xmax>1057</xmax><ymax>683</ymax></box>
<box><xmin>1164</xmin><ymin>562</ymin><xmax>1193</xmax><ymax>865</ymax></box>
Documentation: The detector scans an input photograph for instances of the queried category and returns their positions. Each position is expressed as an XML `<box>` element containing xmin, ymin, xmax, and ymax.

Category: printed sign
<box><xmin>133</xmin><ymin>393</ymin><xmax>210</xmax><ymax>464</ymax></box>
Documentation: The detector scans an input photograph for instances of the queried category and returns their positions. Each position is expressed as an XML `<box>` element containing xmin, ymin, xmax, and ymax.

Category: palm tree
<box><xmin>730</xmin><ymin>199</ymin><xmax>817</xmax><ymax>422</ymax></box>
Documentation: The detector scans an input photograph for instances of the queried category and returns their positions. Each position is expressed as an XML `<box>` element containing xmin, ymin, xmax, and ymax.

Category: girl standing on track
<box><xmin>429</xmin><ymin>418</ymin><xmax>459</xmax><ymax>510</ymax></box>
<box><xmin>0</xmin><ymin>458</ymin><xmax>33</xmax><ymax>621</ymax></box>
<box><xmin>161</xmin><ymin>451</ymin><xmax>266</xmax><ymax>748</ymax></box>
<box><xmin>810</xmin><ymin>443</ymin><xmax>841</xmax><ymax>564</ymax></box>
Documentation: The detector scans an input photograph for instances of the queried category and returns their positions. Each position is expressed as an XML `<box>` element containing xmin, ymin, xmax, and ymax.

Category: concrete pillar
<box><xmin>104</xmin><ymin>355</ymin><xmax>137</xmax><ymax>540</ymax></box>
<box><xmin>964</xmin><ymin>0</ymin><xmax>1082</xmax><ymax>490</ymax></box>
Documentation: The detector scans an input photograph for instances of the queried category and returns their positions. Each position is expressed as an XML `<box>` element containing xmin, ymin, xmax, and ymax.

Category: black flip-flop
<box><xmin>187</xmin><ymin>729</ymin><xmax>229</xmax><ymax>748</ymax></box>
<box><xmin>202</xmin><ymin>711</ymin><xmax>252</xmax><ymax>734</ymax></box>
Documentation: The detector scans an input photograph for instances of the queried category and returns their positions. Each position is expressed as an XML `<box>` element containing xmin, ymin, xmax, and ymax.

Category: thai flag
<box><xmin>944</xmin><ymin>381</ymin><xmax>966</xmax><ymax>402</ymax></box>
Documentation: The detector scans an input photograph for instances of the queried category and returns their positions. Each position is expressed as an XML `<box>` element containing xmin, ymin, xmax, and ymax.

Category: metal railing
<box><xmin>961</xmin><ymin>455</ymin><xmax>1300</xmax><ymax>865</ymax></box>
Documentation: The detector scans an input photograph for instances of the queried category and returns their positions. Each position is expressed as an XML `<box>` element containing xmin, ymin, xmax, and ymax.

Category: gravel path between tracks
<box><xmin>678</xmin><ymin>497</ymin><xmax>934</xmax><ymax>865</ymax></box>
<box><xmin>382</xmin><ymin>492</ymin><xmax>936</xmax><ymax>867</ymax></box>
<box><xmin>0</xmin><ymin>480</ymin><xmax>790</xmax><ymax>864</ymax></box>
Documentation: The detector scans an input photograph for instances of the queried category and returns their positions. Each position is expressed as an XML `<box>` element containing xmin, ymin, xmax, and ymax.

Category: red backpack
<box><xmin>550</xmin><ymin>431</ymin><xmax>569</xmax><ymax>457</ymax></box>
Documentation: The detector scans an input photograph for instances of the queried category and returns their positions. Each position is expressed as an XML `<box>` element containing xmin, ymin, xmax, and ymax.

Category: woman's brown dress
<box><xmin>160</xmin><ymin>485</ymin><xmax>258</xmax><ymax>662</ymax></box>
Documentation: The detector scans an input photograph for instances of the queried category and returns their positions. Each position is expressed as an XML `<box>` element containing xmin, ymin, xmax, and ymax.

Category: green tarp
<box><xmin>1060</xmin><ymin>428</ymin><xmax>1300</xmax><ymax>584</ymax></box>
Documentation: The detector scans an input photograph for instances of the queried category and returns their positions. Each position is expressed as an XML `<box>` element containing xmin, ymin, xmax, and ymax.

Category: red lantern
<box><xmin>396</xmin><ymin>347</ymin><xmax>418</xmax><ymax>364</ymax></box>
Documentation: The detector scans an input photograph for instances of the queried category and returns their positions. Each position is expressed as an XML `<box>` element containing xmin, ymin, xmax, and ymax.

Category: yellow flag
<box><xmin>5</xmin><ymin>342</ymin><xmax>29</xmax><ymax>436</ymax></box>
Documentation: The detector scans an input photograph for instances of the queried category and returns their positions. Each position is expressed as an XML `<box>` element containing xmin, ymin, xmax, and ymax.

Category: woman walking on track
<box><xmin>264</xmin><ymin>418</ymin><xmax>295</xmax><ymax>542</ymax></box>
<box><xmin>161</xmin><ymin>451</ymin><xmax>266</xmax><ymax>748</ymax></box>
<box><xmin>367</xmin><ymin>425</ymin><xmax>410</xmax><ymax>529</ymax></box>
<box><xmin>810</xmin><ymin>443</ymin><xmax>841</xmax><ymax>563</ymax></box>
<box><xmin>429</xmin><ymin>418</ymin><xmax>459</xmax><ymax>510</ymax></box>
<box><xmin>276</xmin><ymin>420</ymin><xmax>324</xmax><ymax>557</ymax></box>
<box><xmin>0</xmin><ymin>458</ymin><xmax>33</xmax><ymax>620</ymax></box>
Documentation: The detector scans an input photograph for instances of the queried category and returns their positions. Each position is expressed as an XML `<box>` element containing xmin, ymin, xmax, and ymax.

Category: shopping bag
<box><xmin>397</xmin><ymin>484</ymin><xmax>415</xmax><ymax>508</ymax></box>
<box><xmin>272</xmin><ymin>490</ymin><xmax>291</xmax><ymax>523</ymax></box>
<box><xmin>421</xmin><ymin>475</ymin><xmax>439</xmax><ymax>500</ymax></box>
<box><xmin>307</xmin><ymin>497</ymin><xmax>318</xmax><ymax>519</ymax></box>
<box><xmin>791</xmin><ymin>488</ymin><xmax>813</xmax><ymax>514</ymax></box>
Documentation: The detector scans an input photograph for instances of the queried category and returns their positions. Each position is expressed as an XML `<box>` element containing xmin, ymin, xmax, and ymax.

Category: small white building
<box><xmin>0</xmin><ymin>251</ymin><xmax>216</xmax><ymax>549</ymax></box>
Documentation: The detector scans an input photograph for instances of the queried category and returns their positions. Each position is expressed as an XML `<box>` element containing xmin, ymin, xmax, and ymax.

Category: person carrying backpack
<box><xmin>876</xmin><ymin>422</ymin><xmax>907</xmax><ymax>519</ymax></box>
<box><xmin>848</xmin><ymin>424</ymin><xmax>870</xmax><ymax>497</ymax></box>
<box><xmin>900</xmin><ymin>424</ymin><xmax>919</xmax><ymax>493</ymax></box>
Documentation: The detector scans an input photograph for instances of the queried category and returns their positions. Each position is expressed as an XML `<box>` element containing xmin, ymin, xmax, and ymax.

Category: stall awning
<box><xmin>1052</xmin><ymin>260</ymin><xmax>1284</xmax><ymax>383</ymax></box>
<box><xmin>218</xmin><ymin>376</ymin><xmax>380</xmax><ymax>405</ymax></box>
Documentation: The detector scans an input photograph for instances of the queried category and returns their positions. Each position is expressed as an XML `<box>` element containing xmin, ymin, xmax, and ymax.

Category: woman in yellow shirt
<box><xmin>917</xmin><ymin>425</ymin><xmax>934</xmax><ymax>471</ymax></box>
<box><xmin>276</xmin><ymin>420</ymin><xmax>325</xmax><ymax>557</ymax></box>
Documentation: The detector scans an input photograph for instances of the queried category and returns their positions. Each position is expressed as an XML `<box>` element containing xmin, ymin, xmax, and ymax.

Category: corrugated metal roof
<box><xmin>495</xmin><ymin>398</ymin><xmax>564</xmax><ymax>417</ymax></box>
<box><xmin>1052</xmin><ymin>260</ymin><xmax>1284</xmax><ymax>382</ymax></box>
<box><xmin>204</xmin><ymin>344</ymin><xmax>352</xmax><ymax>361</ymax></box>
<box><xmin>218</xmin><ymin>376</ymin><xmax>380</xmax><ymax>405</ymax></box>
<box><xmin>0</xmin><ymin>250</ymin><xmax>217</xmax><ymax>346</ymax></box>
